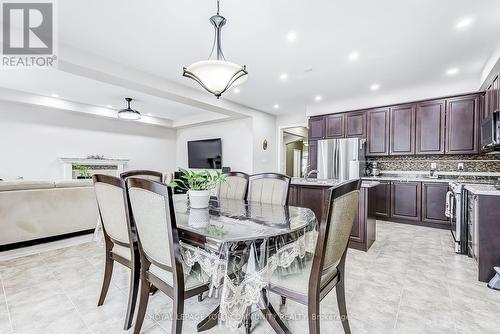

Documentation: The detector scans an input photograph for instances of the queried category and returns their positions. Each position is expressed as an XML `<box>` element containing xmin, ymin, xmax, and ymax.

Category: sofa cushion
<box><xmin>0</xmin><ymin>180</ymin><xmax>55</xmax><ymax>192</ymax></box>
<box><xmin>54</xmin><ymin>179</ymin><xmax>93</xmax><ymax>188</ymax></box>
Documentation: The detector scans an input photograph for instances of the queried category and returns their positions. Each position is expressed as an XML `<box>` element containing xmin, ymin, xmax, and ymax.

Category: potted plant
<box><xmin>73</xmin><ymin>164</ymin><xmax>92</xmax><ymax>179</ymax></box>
<box><xmin>169</xmin><ymin>169</ymin><xmax>225</xmax><ymax>209</ymax></box>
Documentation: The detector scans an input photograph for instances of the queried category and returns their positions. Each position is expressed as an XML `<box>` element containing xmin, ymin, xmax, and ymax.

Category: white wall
<box><xmin>0</xmin><ymin>101</ymin><xmax>177</xmax><ymax>180</ymax></box>
<box><xmin>176</xmin><ymin>117</ymin><xmax>254</xmax><ymax>174</ymax></box>
<box><xmin>252</xmin><ymin>112</ymin><xmax>277</xmax><ymax>174</ymax></box>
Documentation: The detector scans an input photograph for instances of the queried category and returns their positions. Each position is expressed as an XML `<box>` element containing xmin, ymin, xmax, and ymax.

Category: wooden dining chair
<box><xmin>264</xmin><ymin>179</ymin><xmax>361</xmax><ymax>334</ymax></box>
<box><xmin>92</xmin><ymin>174</ymin><xmax>140</xmax><ymax>330</ymax></box>
<box><xmin>246</xmin><ymin>173</ymin><xmax>291</xmax><ymax>205</ymax></box>
<box><xmin>126</xmin><ymin>178</ymin><xmax>209</xmax><ymax>334</ymax></box>
<box><xmin>217</xmin><ymin>171</ymin><xmax>249</xmax><ymax>200</ymax></box>
<box><xmin>120</xmin><ymin>170</ymin><xmax>163</xmax><ymax>183</ymax></box>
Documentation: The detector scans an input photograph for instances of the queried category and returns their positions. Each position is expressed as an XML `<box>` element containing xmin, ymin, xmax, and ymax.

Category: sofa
<box><xmin>0</xmin><ymin>179</ymin><xmax>99</xmax><ymax>248</ymax></box>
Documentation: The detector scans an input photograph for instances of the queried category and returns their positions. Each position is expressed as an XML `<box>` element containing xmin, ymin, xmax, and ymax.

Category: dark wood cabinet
<box><xmin>325</xmin><ymin>114</ymin><xmax>345</xmax><ymax>138</ymax></box>
<box><xmin>422</xmin><ymin>182</ymin><xmax>449</xmax><ymax>224</ymax></box>
<box><xmin>391</xmin><ymin>181</ymin><xmax>421</xmax><ymax>221</ymax></box>
<box><xmin>416</xmin><ymin>100</ymin><xmax>446</xmax><ymax>154</ymax></box>
<box><xmin>374</xmin><ymin>180</ymin><xmax>391</xmax><ymax>217</ymax></box>
<box><xmin>367</xmin><ymin>108</ymin><xmax>390</xmax><ymax>156</ymax></box>
<box><xmin>390</xmin><ymin>104</ymin><xmax>415</xmax><ymax>155</ymax></box>
<box><xmin>308</xmin><ymin>140</ymin><xmax>318</xmax><ymax>173</ymax></box>
<box><xmin>345</xmin><ymin>111</ymin><xmax>366</xmax><ymax>137</ymax></box>
<box><xmin>308</xmin><ymin>116</ymin><xmax>325</xmax><ymax>140</ymax></box>
<box><xmin>445</xmin><ymin>95</ymin><xmax>479</xmax><ymax>154</ymax></box>
<box><xmin>288</xmin><ymin>185</ymin><xmax>298</xmax><ymax>206</ymax></box>
<box><xmin>297</xmin><ymin>186</ymin><xmax>328</xmax><ymax>222</ymax></box>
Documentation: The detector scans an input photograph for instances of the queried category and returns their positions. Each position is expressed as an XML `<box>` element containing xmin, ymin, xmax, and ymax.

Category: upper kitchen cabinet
<box><xmin>325</xmin><ymin>114</ymin><xmax>345</xmax><ymax>138</ymax></box>
<box><xmin>390</xmin><ymin>104</ymin><xmax>415</xmax><ymax>155</ymax></box>
<box><xmin>308</xmin><ymin>116</ymin><xmax>325</xmax><ymax>140</ymax></box>
<box><xmin>416</xmin><ymin>100</ymin><xmax>446</xmax><ymax>154</ymax></box>
<box><xmin>445</xmin><ymin>95</ymin><xmax>479</xmax><ymax>154</ymax></box>
<box><xmin>366</xmin><ymin>108</ymin><xmax>390</xmax><ymax>156</ymax></box>
<box><xmin>345</xmin><ymin>111</ymin><xmax>366</xmax><ymax>137</ymax></box>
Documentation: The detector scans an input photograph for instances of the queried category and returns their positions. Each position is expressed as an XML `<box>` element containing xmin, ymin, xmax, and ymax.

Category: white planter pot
<box><xmin>188</xmin><ymin>189</ymin><xmax>211</xmax><ymax>209</ymax></box>
<box><xmin>188</xmin><ymin>208</ymin><xmax>210</xmax><ymax>228</ymax></box>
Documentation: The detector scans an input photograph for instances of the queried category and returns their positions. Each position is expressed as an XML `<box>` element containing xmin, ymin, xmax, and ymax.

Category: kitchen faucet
<box><xmin>306</xmin><ymin>169</ymin><xmax>319</xmax><ymax>180</ymax></box>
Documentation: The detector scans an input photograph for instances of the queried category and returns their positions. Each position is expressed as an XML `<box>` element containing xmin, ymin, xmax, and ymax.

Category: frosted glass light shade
<box><xmin>184</xmin><ymin>60</ymin><xmax>247</xmax><ymax>97</ymax></box>
<box><xmin>118</xmin><ymin>109</ymin><xmax>141</xmax><ymax>120</ymax></box>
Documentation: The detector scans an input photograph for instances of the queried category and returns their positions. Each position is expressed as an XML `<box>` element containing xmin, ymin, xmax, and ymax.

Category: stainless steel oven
<box><xmin>448</xmin><ymin>182</ymin><xmax>467</xmax><ymax>254</ymax></box>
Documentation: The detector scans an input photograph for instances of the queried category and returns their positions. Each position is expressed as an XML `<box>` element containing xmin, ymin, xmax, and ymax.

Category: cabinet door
<box><xmin>350</xmin><ymin>187</ymin><xmax>366</xmax><ymax>244</ymax></box>
<box><xmin>422</xmin><ymin>182</ymin><xmax>449</xmax><ymax>224</ymax></box>
<box><xmin>374</xmin><ymin>181</ymin><xmax>391</xmax><ymax>217</ymax></box>
<box><xmin>288</xmin><ymin>185</ymin><xmax>298</xmax><ymax>206</ymax></box>
<box><xmin>309</xmin><ymin>117</ymin><xmax>325</xmax><ymax>140</ymax></box>
<box><xmin>325</xmin><ymin>114</ymin><xmax>345</xmax><ymax>138</ymax></box>
<box><xmin>345</xmin><ymin>111</ymin><xmax>366</xmax><ymax>138</ymax></box>
<box><xmin>416</xmin><ymin>100</ymin><xmax>445</xmax><ymax>154</ymax></box>
<box><xmin>390</xmin><ymin>104</ymin><xmax>415</xmax><ymax>155</ymax></box>
<box><xmin>484</xmin><ymin>85</ymin><xmax>492</xmax><ymax>119</ymax></box>
<box><xmin>493</xmin><ymin>76</ymin><xmax>499</xmax><ymax>111</ymax></box>
<box><xmin>391</xmin><ymin>181</ymin><xmax>421</xmax><ymax>221</ymax></box>
<box><xmin>367</xmin><ymin>108</ymin><xmax>390</xmax><ymax>156</ymax></box>
<box><xmin>297</xmin><ymin>186</ymin><xmax>327</xmax><ymax>223</ymax></box>
<box><xmin>445</xmin><ymin>95</ymin><xmax>479</xmax><ymax>154</ymax></box>
<box><xmin>308</xmin><ymin>140</ymin><xmax>318</xmax><ymax>174</ymax></box>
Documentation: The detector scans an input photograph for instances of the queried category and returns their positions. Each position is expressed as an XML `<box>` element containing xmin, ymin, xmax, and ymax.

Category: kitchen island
<box><xmin>289</xmin><ymin>178</ymin><xmax>379</xmax><ymax>251</ymax></box>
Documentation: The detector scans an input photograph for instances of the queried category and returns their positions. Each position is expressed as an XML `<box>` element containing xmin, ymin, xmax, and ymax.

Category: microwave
<box><xmin>481</xmin><ymin>110</ymin><xmax>500</xmax><ymax>152</ymax></box>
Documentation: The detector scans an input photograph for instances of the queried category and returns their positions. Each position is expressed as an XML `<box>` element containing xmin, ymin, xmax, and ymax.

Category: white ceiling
<box><xmin>2</xmin><ymin>0</ymin><xmax>500</xmax><ymax>124</ymax></box>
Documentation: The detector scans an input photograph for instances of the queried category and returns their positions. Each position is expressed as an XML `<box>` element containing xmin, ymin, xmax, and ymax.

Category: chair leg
<box><xmin>97</xmin><ymin>253</ymin><xmax>113</xmax><ymax>306</ymax></box>
<box><xmin>280</xmin><ymin>296</ymin><xmax>286</xmax><ymax>306</ymax></box>
<box><xmin>307</xmin><ymin>300</ymin><xmax>320</xmax><ymax>334</ymax></box>
<box><xmin>133</xmin><ymin>277</ymin><xmax>151</xmax><ymax>334</ymax></box>
<box><xmin>124</xmin><ymin>260</ymin><xmax>141</xmax><ymax>330</ymax></box>
<box><xmin>171</xmin><ymin>289</ymin><xmax>184</xmax><ymax>334</ymax></box>
<box><xmin>198</xmin><ymin>292</ymin><xmax>204</xmax><ymax>302</ymax></box>
<box><xmin>336</xmin><ymin>278</ymin><xmax>351</xmax><ymax>334</ymax></box>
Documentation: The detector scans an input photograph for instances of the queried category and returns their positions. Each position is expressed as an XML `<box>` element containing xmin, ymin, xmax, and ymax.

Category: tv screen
<box><xmin>187</xmin><ymin>138</ymin><xmax>222</xmax><ymax>169</ymax></box>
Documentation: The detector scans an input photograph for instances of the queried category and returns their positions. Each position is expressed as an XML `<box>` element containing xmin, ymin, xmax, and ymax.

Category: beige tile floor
<box><xmin>1</xmin><ymin>221</ymin><xmax>500</xmax><ymax>334</ymax></box>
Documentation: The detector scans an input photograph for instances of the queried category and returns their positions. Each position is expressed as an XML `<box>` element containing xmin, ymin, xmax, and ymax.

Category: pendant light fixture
<box><xmin>117</xmin><ymin>98</ymin><xmax>141</xmax><ymax>120</ymax></box>
<box><xmin>183</xmin><ymin>0</ymin><xmax>248</xmax><ymax>98</ymax></box>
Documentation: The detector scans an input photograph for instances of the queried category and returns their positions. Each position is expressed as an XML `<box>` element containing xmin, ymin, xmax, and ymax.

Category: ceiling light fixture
<box><xmin>348</xmin><ymin>52</ymin><xmax>359</xmax><ymax>61</ymax></box>
<box><xmin>370</xmin><ymin>84</ymin><xmax>380</xmax><ymax>91</ymax></box>
<box><xmin>183</xmin><ymin>0</ymin><xmax>247</xmax><ymax>99</ymax></box>
<box><xmin>280</xmin><ymin>73</ymin><xmax>288</xmax><ymax>81</ymax></box>
<box><xmin>314</xmin><ymin>95</ymin><xmax>323</xmax><ymax>101</ymax></box>
<box><xmin>456</xmin><ymin>17</ymin><xmax>474</xmax><ymax>30</ymax></box>
<box><xmin>106</xmin><ymin>105</ymin><xmax>113</xmax><ymax>108</ymax></box>
<box><xmin>273</xmin><ymin>104</ymin><xmax>280</xmax><ymax>109</ymax></box>
<box><xmin>118</xmin><ymin>98</ymin><xmax>141</xmax><ymax>120</ymax></box>
<box><xmin>446</xmin><ymin>67</ymin><xmax>459</xmax><ymax>76</ymax></box>
<box><xmin>286</xmin><ymin>31</ymin><xmax>297</xmax><ymax>42</ymax></box>
<box><xmin>233</xmin><ymin>87</ymin><xmax>240</xmax><ymax>93</ymax></box>
<box><xmin>51</xmin><ymin>93</ymin><xmax>59</xmax><ymax>98</ymax></box>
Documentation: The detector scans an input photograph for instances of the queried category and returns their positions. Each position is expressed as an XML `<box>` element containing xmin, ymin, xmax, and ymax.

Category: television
<box><xmin>187</xmin><ymin>138</ymin><xmax>222</xmax><ymax>169</ymax></box>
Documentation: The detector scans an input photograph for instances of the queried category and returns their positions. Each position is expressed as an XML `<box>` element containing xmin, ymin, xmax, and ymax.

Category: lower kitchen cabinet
<box><xmin>391</xmin><ymin>181</ymin><xmax>422</xmax><ymax>221</ymax></box>
<box><xmin>422</xmin><ymin>182</ymin><xmax>449</xmax><ymax>224</ymax></box>
<box><xmin>374</xmin><ymin>180</ymin><xmax>391</xmax><ymax>217</ymax></box>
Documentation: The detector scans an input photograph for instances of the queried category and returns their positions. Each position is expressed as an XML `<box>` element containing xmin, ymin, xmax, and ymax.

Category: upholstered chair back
<box><xmin>93</xmin><ymin>175</ymin><xmax>131</xmax><ymax>245</ymax></box>
<box><xmin>127</xmin><ymin>180</ymin><xmax>173</xmax><ymax>268</ymax></box>
<box><xmin>218</xmin><ymin>172</ymin><xmax>249</xmax><ymax>200</ymax></box>
<box><xmin>120</xmin><ymin>170</ymin><xmax>163</xmax><ymax>183</ymax></box>
<box><xmin>323</xmin><ymin>189</ymin><xmax>359</xmax><ymax>269</ymax></box>
<box><xmin>247</xmin><ymin>173</ymin><xmax>290</xmax><ymax>205</ymax></box>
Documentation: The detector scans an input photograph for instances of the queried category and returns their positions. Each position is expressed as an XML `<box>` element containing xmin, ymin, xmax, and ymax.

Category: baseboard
<box><xmin>376</xmin><ymin>216</ymin><xmax>451</xmax><ymax>230</ymax></box>
<box><xmin>0</xmin><ymin>229</ymin><xmax>95</xmax><ymax>252</ymax></box>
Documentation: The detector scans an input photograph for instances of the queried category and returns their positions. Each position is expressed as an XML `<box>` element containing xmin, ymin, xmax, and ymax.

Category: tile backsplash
<box><xmin>368</xmin><ymin>154</ymin><xmax>500</xmax><ymax>173</ymax></box>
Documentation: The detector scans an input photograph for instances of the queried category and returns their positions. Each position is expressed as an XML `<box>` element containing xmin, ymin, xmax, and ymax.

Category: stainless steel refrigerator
<box><xmin>316</xmin><ymin>138</ymin><xmax>366</xmax><ymax>181</ymax></box>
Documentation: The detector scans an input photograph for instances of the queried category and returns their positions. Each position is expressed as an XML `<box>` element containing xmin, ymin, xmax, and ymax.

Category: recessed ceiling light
<box><xmin>370</xmin><ymin>84</ymin><xmax>380</xmax><ymax>91</ymax></box>
<box><xmin>456</xmin><ymin>17</ymin><xmax>474</xmax><ymax>30</ymax></box>
<box><xmin>314</xmin><ymin>95</ymin><xmax>323</xmax><ymax>101</ymax></box>
<box><xmin>147</xmin><ymin>113</ymin><xmax>153</xmax><ymax>116</ymax></box>
<box><xmin>51</xmin><ymin>93</ymin><xmax>59</xmax><ymax>98</ymax></box>
<box><xmin>106</xmin><ymin>105</ymin><xmax>113</xmax><ymax>108</ymax></box>
<box><xmin>273</xmin><ymin>104</ymin><xmax>280</xmax><ymax>109</ymax></box>
<box><xmin>286</xmin><ymin>32</ymin><xmax>297</xmax><ymax>42</ymax></box>
<box><xmin>280</xmin><ymin>73</ymin><xmax>288</xmax><ymax>81</ymax></box>
<box><xmin>348</xmin><ymin>52</ymin><xmax>360</xmax><ymax>61</ymax></box>
<box><xmin>233</xmin><ymin>87</ymin><xmax>240</xmax><ymax>93</ymax></box>
<box><xmin>446</xmin><ymin>67</ymin><xmax>459</xmax><ymax>76</ymax></box>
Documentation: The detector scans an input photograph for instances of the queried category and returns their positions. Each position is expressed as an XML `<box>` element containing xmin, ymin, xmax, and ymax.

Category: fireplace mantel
<box><xmin>59</xmin><ymin>157</ymin><xmax>129</xmax><ymax>179</ymax></box>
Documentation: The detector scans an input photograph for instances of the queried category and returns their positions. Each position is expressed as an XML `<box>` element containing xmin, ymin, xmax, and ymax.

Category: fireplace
<box><xmin>59</xmin><ymin>157</ymin><xmax>129</xmax><ymax>179</ymax></box>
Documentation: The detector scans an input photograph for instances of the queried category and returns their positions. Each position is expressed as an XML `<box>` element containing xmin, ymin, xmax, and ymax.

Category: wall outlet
<box><xmin>458</xmin><ymin>163</ymin><xmax>464</xmax><ymax>171</ymax></box>
<box><xmin>430</xmin><ymin>162</ymin><xmax>437</xmax><ymax>169</ymax></box>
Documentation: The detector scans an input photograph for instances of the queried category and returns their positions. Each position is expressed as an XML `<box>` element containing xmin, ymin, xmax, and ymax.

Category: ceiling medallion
<box><xmin>183</xmin><ymin>0</ymin><xmax>248</xmax><ymax>98</ymax></box>
<box><xmin>117</xmin><ymin>98</ymin><xmax>141</xmax><ymax>120</ymax></box>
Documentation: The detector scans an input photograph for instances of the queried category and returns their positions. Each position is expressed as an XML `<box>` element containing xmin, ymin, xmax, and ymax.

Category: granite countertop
<box><xmin>464</xmin><ymin>184</ymin><xmax>500</xmax><ymax>196</ymax></box>
<box><xmin>290</xmin><ymin>178</ymin><xmax>380</xmax><ymax>188</ymax></box>
<box><xmin>362</xmin><ymin>175</ymin><xmax>498</xmax><ymax>185</ymax></box>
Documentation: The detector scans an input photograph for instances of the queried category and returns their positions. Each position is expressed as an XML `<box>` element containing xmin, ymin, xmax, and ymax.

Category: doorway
<box><xmin>282</xmin><ymin>126</ymin><xmax>308</xmax><ymax>178</ymax></box>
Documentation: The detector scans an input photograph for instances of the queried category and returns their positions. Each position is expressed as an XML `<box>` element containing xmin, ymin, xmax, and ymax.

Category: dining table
<box><xmin>172</xmin><ymin>194</ymin><xmax>319</xmax><ymax>332</ymax></box>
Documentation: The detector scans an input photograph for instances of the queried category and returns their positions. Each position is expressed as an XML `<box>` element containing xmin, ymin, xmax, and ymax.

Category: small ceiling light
<box><xmin>370</xmin><ymin>84</ymin><xmax>380</xmax><ymax>91</ymax></box>
<box><xmin>446</xmin><ymin>67</ymin><xmax>459</xmax><ymax>76</ymax></box>
<box><xmin>51</xmin><ymin>93</ymin><xmax>59</xmax><ymax>98</ymax></box>
<box><xmin>286</xmin><ymin>31</ymin><xmax>297</xmax><ymax>42</ymax></box>
<box><xmin>456</xmin><ymin>17</ymin><xmax>474</xmax><ymax>30</ymax></box>
<box><xmin>106</xmin><ymin>105</ymin><xmax>113</xmax><ymax>108</ymax></box>
<box><xmin>273</xmin><ymin>104</ymin><xmax>280</xmax><ymax>109</ymax></box>
<box><xmin>233</xmin><ymin>87</ymin><xmax>240</xmax><ymax>93</ymax></box>
<box><xmin>147</xmin><ymin>113</ymin><xmax>153</xmax><ymax>116</ymax></box>
<box><xmin>280</xmin><ymin>73</ymin><xmax>288</xmax><ymax>81</ymax></box>
<box><xmin>314</xmin><ymin>95</ymin><xmax>323</xmax><ymax>101</ymax></box>
<box><xmin>183</xmin><ymin>0</ymin><xmax>247</xmax><ymax>98</ymax></box>
<box><xmin>118</xmin><ymin>98</ymin><xmax>141</xmax><ymax>120</ymax></box>
<box><xmin>348</xmin><ymin>52</ymin><xmax>359</xmax><ymax>61</ymax></box>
